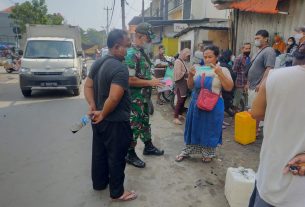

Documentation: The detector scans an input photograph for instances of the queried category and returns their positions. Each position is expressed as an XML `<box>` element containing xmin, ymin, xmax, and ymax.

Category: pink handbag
<box><xmin>197</xmin><ymin>73</ymin><xmax>219</xmax><ymax>111</ymax></box>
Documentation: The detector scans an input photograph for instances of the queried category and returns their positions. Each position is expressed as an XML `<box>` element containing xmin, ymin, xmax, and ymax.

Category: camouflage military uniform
<box><xmin>125</xmin><ymin>45</ymin><xmax>152</xmax><ymax>143</ymax></box>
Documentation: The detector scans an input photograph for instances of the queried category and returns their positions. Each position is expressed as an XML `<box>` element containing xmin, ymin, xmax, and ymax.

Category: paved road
<box><xmin>0</xmin><ymin>63</ymin><xmax>260</xmax><ymax>207</ymax></box>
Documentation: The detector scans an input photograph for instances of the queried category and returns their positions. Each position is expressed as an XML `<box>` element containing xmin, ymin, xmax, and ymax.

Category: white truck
<box><xmin>19</xmin><ymin>24</ymin><xmax>83</xmax><ymax>97</ymax></box>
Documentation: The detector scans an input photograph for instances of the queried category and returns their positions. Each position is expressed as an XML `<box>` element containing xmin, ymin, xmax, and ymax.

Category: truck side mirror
<box><xmin>77</xmin><ymin>51</ymin><xmax>83</xmax><ymax>57</ymax></box>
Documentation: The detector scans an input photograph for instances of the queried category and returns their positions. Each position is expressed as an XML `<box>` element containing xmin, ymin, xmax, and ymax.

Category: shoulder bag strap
<box><xmin>178</xmin><ymin>58</ymin><xmax>188</xmax><ymax>74</ymax></box>
<box><xmin>201</xmin><ymin>73</ymin><xmax>205</xmax><ymax>89</ymax></box>
<box><xmin>250</xmin><ymin>46</ymin><xmax>270</xmax><ymax>65</ymax></box>
<box><xmin>138</xmin><ymin>48</ymin><xmax>153</xmax><ymax>78</ymax></box>
<box><xmin>91</xmin><ymin>55</ymin><xmax>113</xmax><ymax>79</ymax></box>
<box><xmin>139</xmin><ymin>48</ymin><xmax>153</xmax><ymax>66</ymax></box>
<box><xmin>245</xmin><ymin>46</ymin><xmax>270</xmax><ymax>76</ymax></box>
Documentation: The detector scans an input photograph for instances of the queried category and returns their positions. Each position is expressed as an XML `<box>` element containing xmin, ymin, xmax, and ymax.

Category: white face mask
<box><xmin>230</xmin><ymin>55</ymin><xmax>235</xmax><ymax>62</ymax></box>
<box><xmin>143</xmin><ymin>42</ymin><xmax>151</xmax><ymax>50</ymax></box>
<box><xmin>287</xmin><ymin>41</ymin><xmax>293</xmax><ymax>45</ymax></box>
<box><xmin>254</xmin><ymin>40</ymin><xmax>262</xmax><ymax>47</ymax></box>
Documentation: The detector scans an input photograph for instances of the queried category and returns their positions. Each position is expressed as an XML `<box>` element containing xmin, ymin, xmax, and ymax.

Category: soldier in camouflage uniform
<box><xmin>125</xmin><ymin>23</ymin><xmax>164</xmax><ymax>168</ymax></box>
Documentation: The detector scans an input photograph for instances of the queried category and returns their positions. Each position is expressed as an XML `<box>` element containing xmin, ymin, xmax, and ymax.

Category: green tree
<box><xmin>80</xmin><ymin>28</ymin><xmax>91</xmax><ymax>46</ymax></box>
<box><xmin>46</xmin><ymin>13</ymin><xmax>64</xmax><ymax>25</ymax></box>
<box><xmin>81</xmin><ymin>28</ymin><xmax>107</xmax><ymax>48</ymax></box>
<box><xmin>9</xmin><ymin>0</ymin><xmax>63</xmax><ymax>33</ymax></box>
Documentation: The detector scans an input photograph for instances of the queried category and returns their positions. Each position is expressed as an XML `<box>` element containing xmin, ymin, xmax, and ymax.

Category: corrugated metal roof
<box><xmin>234</xmin><ymin>0</ymin><xmax>305</xmax><ymax>53</ymax></box>
<box><xmin>211</xmin><ymin>0</ymin><xmax>289</xmax><ymax>14</ymax></box>
<box><xmin>148</xmin><ymin>18</ymin><xmax>228</xmax><ymax>26</ymax></box>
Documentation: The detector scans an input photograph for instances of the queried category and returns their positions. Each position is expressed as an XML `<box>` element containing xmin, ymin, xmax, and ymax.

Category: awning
<box><xmin>213</xmin><ymin>0</ymin><xmax>281</xmax><ymax>14</ymax></box>
<box><xmin>230</xmin><ymin>0</ymin><xmax>279</xmax><ymax>14</ymax></box>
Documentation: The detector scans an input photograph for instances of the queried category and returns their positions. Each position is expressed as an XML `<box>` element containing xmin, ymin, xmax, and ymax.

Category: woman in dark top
<box><xmin>218</xmin><ymin>50</ymin><xmax>235</xmax><ymax>117</ymax></box>
<box><xmin>285</xmin><ymin>37</ymin><xmax>298</xmax><ymax>67</ymax></box>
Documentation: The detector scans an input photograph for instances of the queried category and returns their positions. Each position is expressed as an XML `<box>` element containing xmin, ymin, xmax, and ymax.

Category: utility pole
<box><xmin>121</xmin><ymin>0</ymin><xmax>126</xmax><ymax>30</ymax></box>
<box><xmin>104</xmin><ymin>6</ymin><xmax>112</xmax><ymax>35</ymax></box>
<box><xmin>160</xmin><ymin>0</ymin><xmax>164</xmax><ymax>19</ymax></box>
<box><xmin>164</xmin><ymin>0</ymin><xmax>168</xmax><ymax>20</ymax></box>
<box><xmin>142</xmin><ymin>0</ymin><xmax>144</xmax><ymax>22</ymax></box>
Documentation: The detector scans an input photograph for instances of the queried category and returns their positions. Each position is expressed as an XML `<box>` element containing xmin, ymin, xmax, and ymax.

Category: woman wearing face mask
<box><xmin>173</xmin><ymin>48</ymin><xmax>191</xmax><ymax>125</ymax></box>
<box><xmin>175</xmin><ymin>45</ymin><xmax>233</xmax><ymax>163</ymax></box>
<box><xmin>293</xmin><ymin>26</ymin><xmax>305</xmax><ymax>66</ymax></box>
<box><xmin>285</xmin><ymin>37</ymin><xmax>298</xmax><ymax>67</ymax></box>
<box><xmin>218</xmin><ymin>50</ymin><xmax>236</xmax><ymax>118</ymax></box>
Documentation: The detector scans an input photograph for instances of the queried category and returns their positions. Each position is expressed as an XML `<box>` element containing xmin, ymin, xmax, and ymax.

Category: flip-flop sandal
<box><xmin>202</xmin><ymin>158</ymin><xmax>213</xmax><ymax>163</ymax></box>
<box><xmin>173</xmin><ymin>119</ymin><xmax>183</xmax><ymax>125</ymax></box>
<box><xmin>112</xmin><ymin>191</ymin><xmax>137</xmax><ymax>202</ymax></box>
<box><xmin>175</xmin><ymin>154</ymin><xmax>190</xmax><ymax>162</ymax></box>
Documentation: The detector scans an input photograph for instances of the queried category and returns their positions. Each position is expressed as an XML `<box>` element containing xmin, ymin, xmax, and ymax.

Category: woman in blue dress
<box><xmin>175</xmin><ymin>45</ymin><xmax>234</xmax><ymax>163</ymax></box>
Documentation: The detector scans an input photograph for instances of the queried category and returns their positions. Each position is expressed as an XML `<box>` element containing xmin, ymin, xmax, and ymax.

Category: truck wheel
<box><xmin>21</xmin><ymin>89</ymin><xmax>31</xmax><ymax>97</ymax></box>
<box><xmin>73</xmin><ymin>88</ymin><xmax>80</xmax><ymax>96</ymax></box>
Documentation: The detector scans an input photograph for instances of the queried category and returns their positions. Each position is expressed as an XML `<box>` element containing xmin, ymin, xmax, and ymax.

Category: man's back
<box><xmin>257</xmin><ymin>66</ymin><xmax>305</xmax><ymax>206</ymax></box>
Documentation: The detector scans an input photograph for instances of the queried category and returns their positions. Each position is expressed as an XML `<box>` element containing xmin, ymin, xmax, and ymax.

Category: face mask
<box><xmin>230</xmin><ymin>55</ymin><xmax>235</xmax><ymax>62</ymax></box>
<box><xmin>244</xmin><ymin>51</ymin><xmax>251</xmax><ymax>56</ymax></box>
<box><xmin>287</xmin><ymin>41</ymin><xmax>293</xmax><ymax>45</ymax></box>
<box><xmin>254</xmin><ymin>40</ymin><xmax>261</xmax><ymax>47</ymax></box>
<box><xmin>143</xmin><ymin>42</ymin><xmax>151</xmax><ymax>50</ymax></box>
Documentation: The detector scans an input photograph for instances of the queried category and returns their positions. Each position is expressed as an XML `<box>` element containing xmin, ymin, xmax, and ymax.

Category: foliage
<box><xmin>81</xmin><ymin>28</ymin><xmax>107</xmax><ymax>48</ymax></box>
<box><xmin>9</xmin><ymin>0</ymin><xmax>63</xmax><ymax>33</ymax></box>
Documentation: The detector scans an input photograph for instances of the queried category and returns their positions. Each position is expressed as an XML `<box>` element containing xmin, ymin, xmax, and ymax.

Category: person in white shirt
<box><xmin>249</xmin><ymin>57</ymin><xmax>305</xmax><ymax>206</ymax></box>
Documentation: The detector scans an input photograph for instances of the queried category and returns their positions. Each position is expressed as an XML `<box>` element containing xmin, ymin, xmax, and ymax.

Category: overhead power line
<box><xmin>126</xmin><ymin>0</ymin><xmax>140</xmax><ymax>13</ymax></box>
<box><xmin>109</xmin><ymin>0</ymin><xmax>116</xmax><ymax>28</ymax></box>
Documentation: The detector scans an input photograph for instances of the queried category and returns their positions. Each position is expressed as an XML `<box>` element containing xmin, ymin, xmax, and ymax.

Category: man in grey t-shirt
<box><xmin>247</xmin><ymin>30</ymin><xmax>276</xmax><ymax>108</ymax></box>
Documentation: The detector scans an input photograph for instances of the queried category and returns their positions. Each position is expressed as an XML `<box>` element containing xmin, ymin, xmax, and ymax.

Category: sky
<box><xmin>0</xmin><ymin>0</ymin><xmax>151</xmax><ymax>30</ymax></box>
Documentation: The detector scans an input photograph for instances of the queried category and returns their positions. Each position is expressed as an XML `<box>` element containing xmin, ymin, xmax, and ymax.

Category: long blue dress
<box><xmin>184</xmin><ymin>74</ymin><xmax>224</xmax><ymax>148</ymax></box>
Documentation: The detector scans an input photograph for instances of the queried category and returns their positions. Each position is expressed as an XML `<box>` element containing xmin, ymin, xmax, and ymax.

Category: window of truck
<box><xmin>24</xmin><ymin>40</ymin><xmax>75</xmax><ymax>59</ymax></box>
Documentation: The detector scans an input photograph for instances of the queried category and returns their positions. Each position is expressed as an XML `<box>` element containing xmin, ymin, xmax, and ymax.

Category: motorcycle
<box><xmin>162</xmin><ymin>84</ymin><xmax>191</xmax><ymax>110</ymax></box>
<box><xmin>4</xmin><ymin>57</ymin><xmax>21</xmax><ymax>73</ymax></box>
<box><xmin>148</xmin><ymin>56</ymin><xmax>175</xmax><ymax>115</ymax></box>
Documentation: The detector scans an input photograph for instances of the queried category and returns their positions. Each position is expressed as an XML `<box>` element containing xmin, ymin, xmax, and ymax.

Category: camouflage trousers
<box><xmin>130</xmin><ymin>98</ymin><xmax>152</xmax><ymax>143</ymax></box>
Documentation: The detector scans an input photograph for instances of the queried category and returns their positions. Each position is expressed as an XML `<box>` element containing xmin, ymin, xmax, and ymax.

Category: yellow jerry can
<box><xmin>234</xmin><ymin>112</ymin><xmax>256</xmax><ymax>145</ymax></box>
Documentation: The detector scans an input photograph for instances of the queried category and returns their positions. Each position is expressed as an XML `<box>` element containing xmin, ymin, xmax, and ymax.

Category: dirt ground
<box><xmin>115</xmin><ymin>93</ymin><xmax>262</xmax><ymax>207</ymax></box>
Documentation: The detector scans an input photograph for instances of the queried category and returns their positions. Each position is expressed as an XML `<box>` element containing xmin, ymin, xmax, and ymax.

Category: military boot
<box><xmin>143</xmin><ymin>141</ymin><xmax>164</xmax><ymax>156</ymax></box>
<box><xmin>126</xmin><ymin>149</ymin><xmax>146</xmax><ymax>168</ymax></box>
